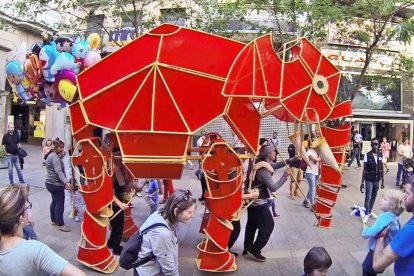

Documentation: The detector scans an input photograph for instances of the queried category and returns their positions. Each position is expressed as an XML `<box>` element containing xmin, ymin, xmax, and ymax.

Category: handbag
<box><xmin>18</xmin><ymin>148</ymin><xmax>28</xmax><ymax>158</ymax></box>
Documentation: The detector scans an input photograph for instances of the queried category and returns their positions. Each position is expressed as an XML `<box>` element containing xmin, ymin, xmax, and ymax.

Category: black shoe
<box><xmin>303</xmin><ymin>201</ymin><xmax>310</xmax><ymax>208</ymax></box>
<box><xmin>341</xmin><ymin>184</ymin><xmax>348</xmax><ymax>188</ymax></box>
<box><xmin>112</xmin><ymin>245</ymin><xmax>124</xmax><ymax>255</ymax></box>
<box><xmin>229</xmin><ymin>251</ymin><xmax>238</xmax><ymax>257</ymax></box>
<box><xmin>247</xmin><ymin>250</ymin><xmax>266</xmax><ymax>262</ymax></box>
<box><xmin>242</xmin><ymin>250</ymin><xmax>248</xmax><ymax>256</ymax></box>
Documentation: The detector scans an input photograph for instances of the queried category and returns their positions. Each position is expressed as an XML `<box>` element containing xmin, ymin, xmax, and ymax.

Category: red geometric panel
<box><xmin>125</xmin><ymin>162</ymin><xmax>184</xmax><ymax>179</ymax></box>
<box><xmin>153</xmin><ymin>71</ymin><xmax>187</xmax><ymax>132</ymax></box>
<box><xmin>159</xmin><ymin>67</ymin><xmax>228</xmax><ymax>132</ymax></box>
<box><xmin>118</xmin><ymin>133</ymin><xmax>188</xmax><ymax>157</ymax></box>
<box><xmin>224</xmin><ymin>98</ymin><xmax>261</xmax><ymax>154</ymax></box>
<box><xmin>77</xmin><ymin>34</ymin><xmax>160</xmax><ymax>99</ymax></box>
<box><xmin>69</xmin><ymin>101</ymin><xmax>87</xmax><ymax>134</ymax></box>
<box><xmin>158</xmin><ymin>27</ymin><xmax>245</xmax><ymax>78</ymax></box>
<box><xmin>83</xmin><ymin>69</ymin><xmax>151</xmax><ymax>130</ymax></box>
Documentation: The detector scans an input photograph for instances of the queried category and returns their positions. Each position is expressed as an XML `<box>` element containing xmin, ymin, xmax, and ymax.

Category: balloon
<box><xmin>55</xmin><ymin>34</ymin><xmax>75</xmax><ymax>53</ymax></box>
<box><xmin>6</xmin><ymin>61</ymin><xmax>24</xmax><ymax>85</ymax></box>
<box><xmin>87</xmin><ymin>33</ymin><xmax>101</xmax><ymax>50</ymax></box>
<box><xmin>39</xmin><ymin>42</ymin><xmax>59</xmax><ymax>82</ymax></box>
<box><xmin>24</xmin><ymin>54</ymin><xmax>43</xmax><ymax>85</ymax></box>
<box><xmin>44</xmin><ymin>81</ymin><xmax>67</xmax><ymax>108</ymax></box>
<box><xmin>31</xmin><ymin>42</ymin><xmax>42</xmax><ymax>57</ymax></box>
<box><xmin>58</xmin><ymin>79</ymin><xmax>77</xmax><ymax>102</ymax></box>
<box><xmin>84</xmin><ymin>49</ymin><xmax>101</xmax><ymax>68</ymax></box>
<box><xmin>55</xmin><ymin>69</ymin><xmax>78</xmax><ymax>103</ymax></box>
<box><xmin>72</xmin><ymin>37</ymin><xmax>89</xmax><ymax>59</ymax></box>
<box><xmin>51</xmin><ymin>52</ymin><xmax>80</xmax><ymax>75</ymax></box>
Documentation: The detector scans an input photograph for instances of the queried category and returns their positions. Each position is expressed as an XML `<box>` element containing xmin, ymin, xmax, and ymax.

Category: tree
<box><xmin>309</xmin><ymin>0</ymin><xmax>414</xmax><ymax>102</ymax></box>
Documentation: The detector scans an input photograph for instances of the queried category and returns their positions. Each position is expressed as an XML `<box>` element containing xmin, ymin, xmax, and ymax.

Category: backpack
<box><xmin>119</xmin><ymin>222</ymin><xmax>168</xmax><ymax>270</ymax></box>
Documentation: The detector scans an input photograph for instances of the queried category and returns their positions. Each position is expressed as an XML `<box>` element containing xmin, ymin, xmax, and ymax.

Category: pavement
<box><xmin>0</xmin><ymin>144</ymin><xmax>411</xmax><ymax>276</ymax></box>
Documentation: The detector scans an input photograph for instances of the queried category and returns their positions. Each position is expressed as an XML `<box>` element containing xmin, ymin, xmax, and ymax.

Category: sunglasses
<box><xmin>174</xmin><ymin>189</ymin><xmax>193</xmax><ymax>208</ymax></box>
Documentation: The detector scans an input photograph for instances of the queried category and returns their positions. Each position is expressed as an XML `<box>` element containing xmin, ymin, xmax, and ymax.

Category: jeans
<box><xmin>305</xmin><ymin>173</ymin><xmax>318</xmax><ymax>205</ymax></box>
<box><xmin>364</xmin><ymin>181</ymin><xmax>379</xmax><ymax>214</ymax></box>
<box><xmin>244</xmin><ymin>204</ymin><xmax>274</xmax><ymax>253</ymax></box>
<box><xmin>396</xmin><ymin>163</ymin><xmax>404</xmax><ymax>186</ymax></box>
<box><xmin>7</xmin><ymin>155</ymin><xmax>25</xmax><ymax>184</ymax></box>
<box><xmin>348</xmin><ymin>146</ymin><xmax>361</xmax><ymax>167</ymax></box>
<box><xmin>23</xmin><ymin>224</ymin><xmax>37</xmax><ymax>240</ymax></box>
<box><xmin>267</xmin><ymin>198</ymin><xmax>277</xmax><ymax>216</ymax></box>
<box><xmin>45</xmin><ymin>183</ymin><xmax>65</xmax><ymax>226</ymax></box>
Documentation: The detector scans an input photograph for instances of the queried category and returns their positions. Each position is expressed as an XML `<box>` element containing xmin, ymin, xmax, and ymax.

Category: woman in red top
<box><xmin>380</xmin><ymin>137</ymin><xmax>391</xmax><ymax>174</ymax></box>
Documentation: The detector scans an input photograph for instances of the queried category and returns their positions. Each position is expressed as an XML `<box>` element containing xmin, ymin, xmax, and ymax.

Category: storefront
<box><xmin>321</xmin><ymin>40</ymin><xmax>414</xmax><ymax>151</ymax></box>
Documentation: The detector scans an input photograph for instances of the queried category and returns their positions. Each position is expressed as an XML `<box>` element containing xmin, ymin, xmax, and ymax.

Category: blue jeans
<box><xmin>364</xmin><ymin>180</ymin><xmax>379</xmax><ymax>214</ymax></box>
<box><xmin>396</xmin><ymin>163</ymin><xmax>404</xmax><ymax>186</ymax></box>
<box><xmin>305</xmin><ymin>173</ymin><xmax>318</xmax><ymax>205</ymax></box>
<box><xmin>23</xmin><ymin>224</ymin><xmax>37</xmax><ymax>240</ymax></box>
<box><xmin>348</xmin><ymin>146</ymin><xmax>361</xmax><ymax>167</ymax></box>
<box><xmin>7</xmin><ymin>155</ymin><xmax>25</xmax><ymax>184</ymax></box>
<box><xmin>45</xmin><ymin>183</ymin><xmax>66</xmax><ymax>226</ymax></box>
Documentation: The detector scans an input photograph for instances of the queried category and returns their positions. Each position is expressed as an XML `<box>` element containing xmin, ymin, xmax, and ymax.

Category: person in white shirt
<box><xmin>348</xmin><ymin>130</ymin><xmax>363</xmax><ymax>168</ymax></box>
<box><xmin>396</xmin><ymin>137</ymin><xmax>413</xmax><ymax>187</ymax></box>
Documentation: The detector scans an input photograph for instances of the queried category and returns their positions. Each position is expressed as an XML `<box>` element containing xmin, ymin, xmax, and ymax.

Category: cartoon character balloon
<box><xmin>55</xmin><ymin>69</ymin><xmax>78</xmax><ymax>103</ymax></box>
<box><xmin>6</xmin><ymin>61</ymin><xmax>31</xmax><ymax>102</ymax></box>
<box><xmin>39</xmin><ymin>42</ymin><xmax>59</xmax><ymax>82</ymax></box>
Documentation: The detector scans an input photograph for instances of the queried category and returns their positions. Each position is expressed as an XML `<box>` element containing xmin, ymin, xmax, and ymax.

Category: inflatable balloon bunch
<box><xmin>5</xmin><ymin>33</ymin><xmax>102</xmax><ymax>109</ymax></box>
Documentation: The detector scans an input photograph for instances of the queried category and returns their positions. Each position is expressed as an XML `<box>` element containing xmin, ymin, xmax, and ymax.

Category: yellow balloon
<box><xmin>87</xmin><ymin>33</ymin><xmax>101</xmax><ymax>50</ymax></box>
<box><xmin>58</xmin><ymin>79</ymin><xmax>77</xmax><ymax>102</ymax></box>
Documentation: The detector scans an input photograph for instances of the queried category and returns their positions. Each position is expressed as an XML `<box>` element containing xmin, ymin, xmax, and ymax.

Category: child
<box><xmin>43</xmin><ymin>138</ymin><xmax>53</xmax><ymax>159</ymax></box>
<box><xmin>361</xmin><ymin>189</ymin><xmax>404</xmax><ymax>276</ymax></box>
<box><xmin>21</xmin><ymin>185</ymin><xmax>37</xmax><ymax>240</ymax></box>
<box><xmin>147</xmin><ymin>179</ymin><xmax>160</xmax><ymax>214</ymax></box>
<box><xmin>302</xmin><ymin>246</ymin><xmax>332</xmax><ymax>276</ymax></box>
<box><xmin>67</xmin><ymin>149</ymin><xmax>84</xmax><ymax>222</ymax></box>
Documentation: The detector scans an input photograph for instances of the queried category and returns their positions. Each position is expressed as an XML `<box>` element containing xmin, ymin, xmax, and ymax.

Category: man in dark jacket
<box><xmin>1</xmin><ymin>123</ymin><xmax>25</xmax><ymax>184</ymax></box>
<box><xmin>360</xmin><ymin>138</ymin><xmax>384</xmax><ymax>217</ymax></box>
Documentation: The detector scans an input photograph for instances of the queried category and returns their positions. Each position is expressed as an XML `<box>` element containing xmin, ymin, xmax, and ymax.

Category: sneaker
<box><xmin>303</xmin><ymin>201</ymin><xmax>310</xmax><ymax>208</ymax></box>
<box><xmin>136</xmin><ymin>192</ymin><xmax>142</xmax><ymax>197</ymax></box>
<box><xmin>273</xmin><ymin>214</ymin><xmax>281</xmax><ymax>218</ymax></box>
<box><xmin>57</xmin><ymin>225</ymin><xmax>71</xmax><ymax>232</ymax></box>
<box><xmin>75</xmin><ymin>216</ymin><xmax>80</xmax><ymax>222</ymax></box>
<box><xmin>50</xmin><ymin>221</ymin><xmax>57</xmax><ymax>226</ymax></box>
<box><xmin>247</xmin><ymin>250</ymin><xmax>266</xmax><ymax>262</ymax></box>
<box><xmin>370</xmin><ymin>213</ymin><xmax>378</xmax><ymax>219</ymax></box>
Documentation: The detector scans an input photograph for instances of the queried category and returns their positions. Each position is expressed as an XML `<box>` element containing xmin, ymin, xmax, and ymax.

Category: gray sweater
<box><xmin>252</xmin><ymin>161</ymin><xmax>288</xmax><ymax>206</ymax></box>
<box><xmin>44</xmin><ymin>152</ymin><xmax>68</xmax><ymax>186</ymax></box>
<box><xmin>136</xmin><ymin>212</ymin><xmax>179</xmax><ymax>276</ymax></box>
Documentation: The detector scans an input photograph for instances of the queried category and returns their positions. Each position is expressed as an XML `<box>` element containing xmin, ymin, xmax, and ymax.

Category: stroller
<box><xmin>401</xmin><ymin>158</ymin><xmax>414</xmax><ymax>189</ymax></box>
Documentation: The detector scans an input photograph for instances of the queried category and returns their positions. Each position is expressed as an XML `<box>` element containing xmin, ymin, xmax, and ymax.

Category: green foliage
<box><xmin>0</xmin><ymin>147</ymin><xmax>5</xmax><ymax>159</ymax></box>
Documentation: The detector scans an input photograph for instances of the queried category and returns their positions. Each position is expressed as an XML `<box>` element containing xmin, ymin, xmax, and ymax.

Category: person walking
<box><xmin>2</xmin><ymin>123</ymin><xmax>25</xmax><ymax>184</ymax></box>
<box><xmin>348</xmin><ymin>130</ymin><xmax>363</xmax><ymax>168</ymax></box>
<box><xmin>360</xmin><ymin>139</ymin><xmax>384</xmax><ymax>218</ymax></box>
<box><xmin>380</xmin><ymin>137</ymin><xmax>391</xmax><ymax>174</ymax></box>
<box><xmin>44</xmin><ymin>139</ymin><xmax>72</xmax><ymax>232</ymax></box>
<box><xmin>135</xmin><ymin>189</ymin><xmax>196</xmax><ymax>276</ymax></box>
<box><xmin>0</xmin><ymin>185</ymin><xmax>86</xmax><ymax>276</ymax></box>
<box><xmin>373</xmin><ymin>175</ymin><xmax>414</xmax><ymax>275</ymax></box>
<box><xmin>303</xmin><ymin>139</ymin><xmax>320</xmax><ymax>209</ymax></box>
<box><xmin>243</xmin><ymin>144</ymin><xmax>291</xmax><ymax>262</ymax></box>
<box><xmin>396</xmin><ymin>137</ymin><xmax>412</xmax><ymax>187</ymax></box>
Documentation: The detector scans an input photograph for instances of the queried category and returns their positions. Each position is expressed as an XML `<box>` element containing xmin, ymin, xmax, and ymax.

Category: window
<box><xmin>338</xmin><ymin>73</ymin><xmax>402</xmax><ymax>111</ymax></box>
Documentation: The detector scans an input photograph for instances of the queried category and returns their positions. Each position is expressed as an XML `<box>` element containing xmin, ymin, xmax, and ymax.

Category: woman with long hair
<box><xmin>0</xmin><ymin>184</ymin><xmax>86</xmax><ymax>275</ymax></box>
<box><xmin>135</xmin><ymin>189</ymin><xmax>196</xmax><ymax>276</ymax></box>
<box><xmin>44</xmin><ymin>139</ymin><xmax>72</xmax><ymax>232</ymax></box>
